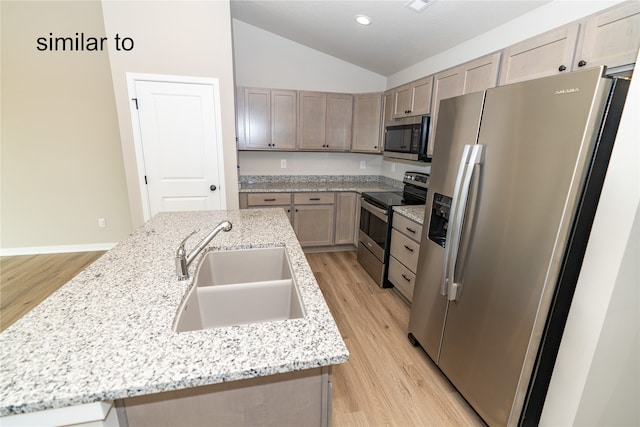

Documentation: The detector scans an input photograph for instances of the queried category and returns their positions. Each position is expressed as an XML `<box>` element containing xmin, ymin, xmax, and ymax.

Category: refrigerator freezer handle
<box><xmin>440</xmin><ymin>144</ymin><xmax>473</xmax><ymax>296</ymax></box>
<box><xmin>447</xmin><ymin>144</ymin><xmax>484</xmax><ymax>301</ymax></box>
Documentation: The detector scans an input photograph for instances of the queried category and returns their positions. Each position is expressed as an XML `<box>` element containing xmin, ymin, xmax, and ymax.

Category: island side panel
<box><xmin>119</xmin><ymin>367</ymin><xmax>332</xmax><ymax>427</ymax></box>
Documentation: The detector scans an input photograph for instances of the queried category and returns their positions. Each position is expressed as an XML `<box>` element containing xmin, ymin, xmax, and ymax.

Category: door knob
<box><xmin>210</xmin><ymin>185</ymin><xmax>217</xmax><ymax>191</ymax></box>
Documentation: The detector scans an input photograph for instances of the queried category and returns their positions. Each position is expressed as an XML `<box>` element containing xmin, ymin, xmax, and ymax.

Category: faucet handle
<box><xmin>176</xmin><ymin>229</ymin><xmax>199</xmax><ymax>256</ymax></box>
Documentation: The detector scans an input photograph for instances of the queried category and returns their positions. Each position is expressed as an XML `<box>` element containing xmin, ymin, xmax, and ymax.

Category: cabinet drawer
<box><xmin>392</xmin><ymin>214</ymin><xmax>423</xmax><ymax>241</ymax></box>
<box><xmin>388</xmin><ymin>256</ymin><xmax>415</xmax><ymax>302</ymax></box>
<box><xmin>293</xmin><ymin>192</ymin><xmax>335</xmax><ymax>205</ymax></box>
<box><xmin>390</xmin><ymin>229</ymin><xmax>420</xmax><ymax>271</ymax></box>
<box><xmin>247</xmin><ymin>193</ymin><xmax>291</xmax><ymax>206</ymax></box>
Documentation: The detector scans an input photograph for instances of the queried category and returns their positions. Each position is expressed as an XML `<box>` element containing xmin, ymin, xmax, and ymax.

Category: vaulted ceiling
<box><xmin>230</xmin><ymin>0</ymin><xmax>550</xmax><ymax>76</ymax></box>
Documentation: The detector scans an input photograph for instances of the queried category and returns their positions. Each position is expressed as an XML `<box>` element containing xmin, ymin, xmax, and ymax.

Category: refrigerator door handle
<box><xmin>440</xmin><ymin>144</ymin><xmax>473</xmax><ymax>296</ymax></box>
<box><xmin>446</xmin><ymin>144</ymin><xmax>484</xmax><ymax>301</ymax></box>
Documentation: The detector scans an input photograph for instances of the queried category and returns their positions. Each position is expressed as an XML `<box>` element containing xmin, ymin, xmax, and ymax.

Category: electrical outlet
<box><xmin>280</xmin><ymin>159</ymin><xmax>287</xmax><ymax>169</ymax></box>
<box><xmin>98</xmin><ymin>218</ymin><xmax>107</xmax><ymax>228</ymax></box>
<box><xmin>360</xmin><ymin>160</ymin><xmax>366</xmax><ymax>169</ymax></box>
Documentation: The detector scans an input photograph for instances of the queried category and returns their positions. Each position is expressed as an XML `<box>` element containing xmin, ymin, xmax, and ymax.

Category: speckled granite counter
<box><xmin>239</xmin><ymin>174</ymin><xmax>402</xmax><ymax>193</ymax></box>
<box><xmin>393</xmin><ymin>205</ymin><xmax>427</xmax><ymax>225</ymax></box>
<box><xmin>0</xmin><ymin>209</ymin><xmax>348</xmax><ymax>417</ymax></box>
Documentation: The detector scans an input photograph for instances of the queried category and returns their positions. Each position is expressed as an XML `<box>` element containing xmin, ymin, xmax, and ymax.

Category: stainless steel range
<box><xmin>358</xmin><ymin>171</ymin><xmax>429</xmax><ymax>287</ymax></box>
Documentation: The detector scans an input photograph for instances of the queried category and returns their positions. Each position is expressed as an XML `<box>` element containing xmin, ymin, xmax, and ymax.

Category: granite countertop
<box><xmin>239</xmin><ymin>174</ymin><xmax>402</xmax><ymax>193</ymax></box>
<box><xmin>393</xmin><ymin>205</ymin><xmax>427</xmax><ymax>225</ymax></box>
<box><xmin>0</xmin><ymin>209</ymin><xmax>349</xmax><ymax>417</ymax></box>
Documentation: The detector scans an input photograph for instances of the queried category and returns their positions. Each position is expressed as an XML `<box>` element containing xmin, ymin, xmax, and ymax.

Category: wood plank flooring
<box><xmin>306</xmin><ymin>251</ymin><xmax>484</xmax><ymax>427</ymax></box>
<box><xmin>0</xmin><ymin>251</ymin><xmax>105</xmax><ymax>332</ymax></box>
<box><xmin>0</xmin><ymin>249</ymin><xmax>483</xmax><ymax>426</ymax></box>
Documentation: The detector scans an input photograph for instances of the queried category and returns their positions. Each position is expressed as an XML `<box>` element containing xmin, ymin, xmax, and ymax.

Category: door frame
<box><xmin>126</xmin><ymin>73</ymin><xmax>226</xmax><ymax>221</ymax></box>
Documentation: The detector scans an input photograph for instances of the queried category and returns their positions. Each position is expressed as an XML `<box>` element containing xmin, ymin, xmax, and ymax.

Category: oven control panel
<box><xmin>403</xmin><ymin>171</ymin><xmax>429</xmax><ymax>189</ymax></box>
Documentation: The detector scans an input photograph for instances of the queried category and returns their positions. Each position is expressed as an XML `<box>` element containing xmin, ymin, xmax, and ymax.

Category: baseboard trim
<box><xmin>0</xmin><ymin>243</ymin><xmax>117</xmax><ymax>256</ymax></box>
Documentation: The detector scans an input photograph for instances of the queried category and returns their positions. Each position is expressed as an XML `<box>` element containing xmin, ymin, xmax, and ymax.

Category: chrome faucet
<box><xmin>175</xmin><ymin>220</ymin><xmax>232</xmax><ymax>280</ymax></box>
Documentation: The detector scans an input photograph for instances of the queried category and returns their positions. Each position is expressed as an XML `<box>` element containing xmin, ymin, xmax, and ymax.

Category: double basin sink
<box><xmin>174</xmin><ymin>247</ymin><xmax>305</xmax><ymax>332</ymax></box>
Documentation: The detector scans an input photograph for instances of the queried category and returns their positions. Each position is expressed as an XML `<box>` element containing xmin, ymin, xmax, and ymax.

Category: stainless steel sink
<box><xmin>174</xmin><ymin>247</ymin><xmax>305</xmax><ymax>331</ymax></box>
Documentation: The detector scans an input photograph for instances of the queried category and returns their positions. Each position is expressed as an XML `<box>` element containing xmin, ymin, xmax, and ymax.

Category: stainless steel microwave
<box><xmin>383</xmin><ymin>115</ymin><xmax>430</xmax><ymax>162</ymax></box>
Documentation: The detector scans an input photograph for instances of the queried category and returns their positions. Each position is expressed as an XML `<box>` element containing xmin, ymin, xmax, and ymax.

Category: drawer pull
<box><xmin>309</xmin><ymin>197</ymin><xmax>321</xmax><ymax>201</ymax></box>
<box><xmin>406</xmin><ymin>227</ymin><xmax>416</xmax><ymax>234</ymax></box>
<box><xmin>404</xmin><ymin>245</ymin><xmax>414</xmax><ymax>252</ymax></box>
<box><xmin>401</xmin><ymin>274</ymin><xmax>411</xmax><ymax>282</ymax></box>
<box><xmin>264</xmin><ymin>198</ymin><xmax>277</xmax><ymax>202</ymax></box>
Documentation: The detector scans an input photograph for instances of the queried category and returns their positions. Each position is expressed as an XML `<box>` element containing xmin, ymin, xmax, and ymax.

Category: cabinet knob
<box><xmin>209</xmin><ymin>185</ymin><xmax>217</xmax><ymax>192</ymax></box>
<box><xmin>558</xmin><ymin>65</ymin><xmax>567</xmax><ymax>72</ymax></box>
<box><xmin>578</xmin><ymin>60</ymin><xmax>587</xmax><ymax>67</ymax></box>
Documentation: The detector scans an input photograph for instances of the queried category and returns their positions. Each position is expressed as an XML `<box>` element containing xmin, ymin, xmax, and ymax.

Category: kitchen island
<box><xmin>0</xmin><ymin>209</ymin><xmax>349</xmax><ymax>426</ymax></box>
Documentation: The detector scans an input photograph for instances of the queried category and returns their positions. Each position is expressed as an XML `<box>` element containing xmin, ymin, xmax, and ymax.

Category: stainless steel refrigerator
<box><xmin>408</xmin><ymin>67</ymin><xmax>629</xmax><ymax>427</ymax></box>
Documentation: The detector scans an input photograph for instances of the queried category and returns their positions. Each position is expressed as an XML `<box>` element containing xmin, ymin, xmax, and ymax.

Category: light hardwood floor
<box><xmin>0</xmin><ymin>251</ymin><xmax>105</xmax><ymax>332</ymax></box>
<box><xmin>0</xmin><ymin>249</ymin><xmax>483</xmax><ymax>426</ymax></box>
<box><xmin>306</xmin><ymin>251</ymin><xmax>484</xmax><ymax>427</ymax></box>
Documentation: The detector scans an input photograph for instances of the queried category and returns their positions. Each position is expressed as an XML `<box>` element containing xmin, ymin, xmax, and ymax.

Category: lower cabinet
<box><xmin>388</xmin><ymin>213</ymin><xmax>423</xmax><ymax>303</ymax></box>
<box><xmin>120</xmin><ymin>367</ymin><xmax>333</xmax><ymax>427</ymax></box>
<box><xmin>293</xmin><ymin>193</ymin><xmax>335</xmax><ymax>247</ymax></box>
<box><xmin>240</xmin><ymin>191</ymin><xmax>358</xmax><ymax>249</ymax></box>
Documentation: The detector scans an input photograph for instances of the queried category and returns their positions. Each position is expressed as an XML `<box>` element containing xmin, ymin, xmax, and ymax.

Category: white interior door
<box><xmin>132</xmin><ymin>78</ymin><xmax>225</xmax><ymax>218</ymax></box>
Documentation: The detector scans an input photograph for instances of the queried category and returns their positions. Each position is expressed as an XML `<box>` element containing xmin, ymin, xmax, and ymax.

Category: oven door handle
<box><xmin>361</xmin><ymin>198</ymin><xmax>388</xmax><ymax>222</ymax></box>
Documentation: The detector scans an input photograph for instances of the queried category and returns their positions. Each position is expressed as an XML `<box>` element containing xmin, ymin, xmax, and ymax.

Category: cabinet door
<box><xmin>499</xmin><ymin>23</ymin><xmax>580</xmax><ymax>85</ymax></box>
<box><xmin>326</xmin><ymin>93</ymin><xmax>353</xmax><ymax>151</ymax></box>
<box><xmin>410</xmin><ymin>76</ymin><xmax>434</xmax><ymax>116</ymax></box>
<box><xmin>243</xmin><ymin>88</ymin><xmax>271</xmax><ymax>149</ymax></box>
<box><xmin>575</xmin><ymin>1</ymin><xmax>640</xmax><ymax>71</ymax></box>
<box><xmin>461</xmin><ymin>52</ymin><xmax>501</xmax><ymax>94</ymax></box>
<box><xmin>429</xmin><ymin>67</ymin><xmax>463</xmax><ymax>157</ymax></box>
<box><xmin>393</xmin><ymin>84</ymin><xmax>413</xmax><ymax>118</ymax></box>
<box><xmin>382</xmin><ymin>90</ymin><xmax>394</xmax><ymax>128</ymax></box>
<box><xmin>335</xmin><ymin>192</ymin><xmax>357</xmax><ymax>245</ymax></box>
<box><xmin>352</xmin><ymin>93</ymin><xmax>382</xmax><ymax>153</ymax></box>
<box><xmin>298</xmin><ymin>91</ymin><xmax>327</xmax><ymax>150</ymax></box>
<box><xmin>294</xmin><ymin>204</ymin><xmax>335</xmax><ymax>247</ymax></box>
<box><xmin>271</xmin><ymin>90</ymin><xmax>297</xmax><ymax>149</ymax></box>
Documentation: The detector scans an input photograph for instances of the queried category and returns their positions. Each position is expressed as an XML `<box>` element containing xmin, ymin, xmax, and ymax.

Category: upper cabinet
<box><xmin>392</xmin><ymin>76</ymin><xmax>433</xmax><ymax>119</ymax></box>
<box><xmin>299</xmin><ymin>91</ymin><xmax>353</xmax><ymax>151</ymax></box>
<box><xmin>500</xmin><ymin>1</ymin><xmax>639</xmax><ymax>85</ymax></box>
<box><xmin>428</xmin><ymin>52</ymin><xmax>501</xmax><ymax>157</ymax></box>
<box><xmin>574</xmin><ymin>1</ymin><xmax>640</xmax><ymax>71</ymax></box>
<box><xmin>352</xmin><ymin>93</ymin><xmax>383</xmax><ymax>153</ymax></box>
<box><xmin>237</xmin><ymin>88</ymin><xmax>297</xmax><ymax>150</ymax></box>
<box><xmin>499</xmin><ymin>23</ymin><xmax>580</xmax><ymax>85</ymax></box>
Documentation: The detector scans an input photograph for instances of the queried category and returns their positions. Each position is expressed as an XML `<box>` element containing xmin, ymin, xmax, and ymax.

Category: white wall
<box><xmin>103</xmin><ymin>0</ymin><xmax>239</xmax><ymax>228</ymax></box>
<box><xmin>540</xmin><ymin>49</ymin><xmax>640</xmax><ymax>426</ymax></box>
<box><xmin>233</xmin><ymin>19</ymin><xmax>386</xmax><ymax>92</ymax></box>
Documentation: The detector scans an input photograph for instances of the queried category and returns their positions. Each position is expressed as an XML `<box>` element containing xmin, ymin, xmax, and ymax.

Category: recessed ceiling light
<box><xmin>405</xmin><ymin>0</ymin><xmax>437</xmax><ymax>13</ymax></box>
<box><xmin>355</xmin><ymin>15</ymin><xmax>372</xmax><ymax>26</ymax></box>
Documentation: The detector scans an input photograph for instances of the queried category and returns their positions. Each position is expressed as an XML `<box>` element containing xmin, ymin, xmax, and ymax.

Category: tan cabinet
<box><xmin>388</xmin><ymin>213</ymin><xmax>423</xmax><ymax>303</ymax></box>
<box><xmin>352</xmin><ymin>93</ymin><xmax>383</xmax><ymax>153</ymax></box>
<box><xmin>382</xmin><ymin>90</ymin><xmax>394</xmax><ymax>128</ymax></box>
<box><xmin>299</xmin><ymin>92</ymin><xmax>352</xmax><ymax>151</ymax></box>
<box><xmin>500</xmin><ymin>2</ymin><xmax>639</xmax><ymax>85</ymax></box>
<box><xmin>334</xmin><ymin>192</ymin><xmax>358</xmax><ymax>245</ymax></box>
<box><xmin>429</xmin><ymin>52</ymin><xmax>501</xmax><ymax>157</ymax></box>
<box><xmin>574</xmin><ymin>1</ymin><xmax>640</xmax><ymax>71</ymax></box>
<box><xmin>392</xmin><ymin>76</ymin><xmax>433</xmax><ymax>119</ymax></box>
<box><xmin>240</xmin><ymin>192</ymin><xmax>293</xmax><ymax>222</ymax></box>
<box><xmin>237</xmin><ymin>88</ymin><xmax>297</xmax><ymax>150</ymax></box>
<box><xmin>499</xmin><ymin>23</ymin><xmax>581</xmax><ymax>85</ymax></box>
<box><xmin>293</xmin><ymin>193</ymin><xmax>335</xmax><ymax>247</ymax></box>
